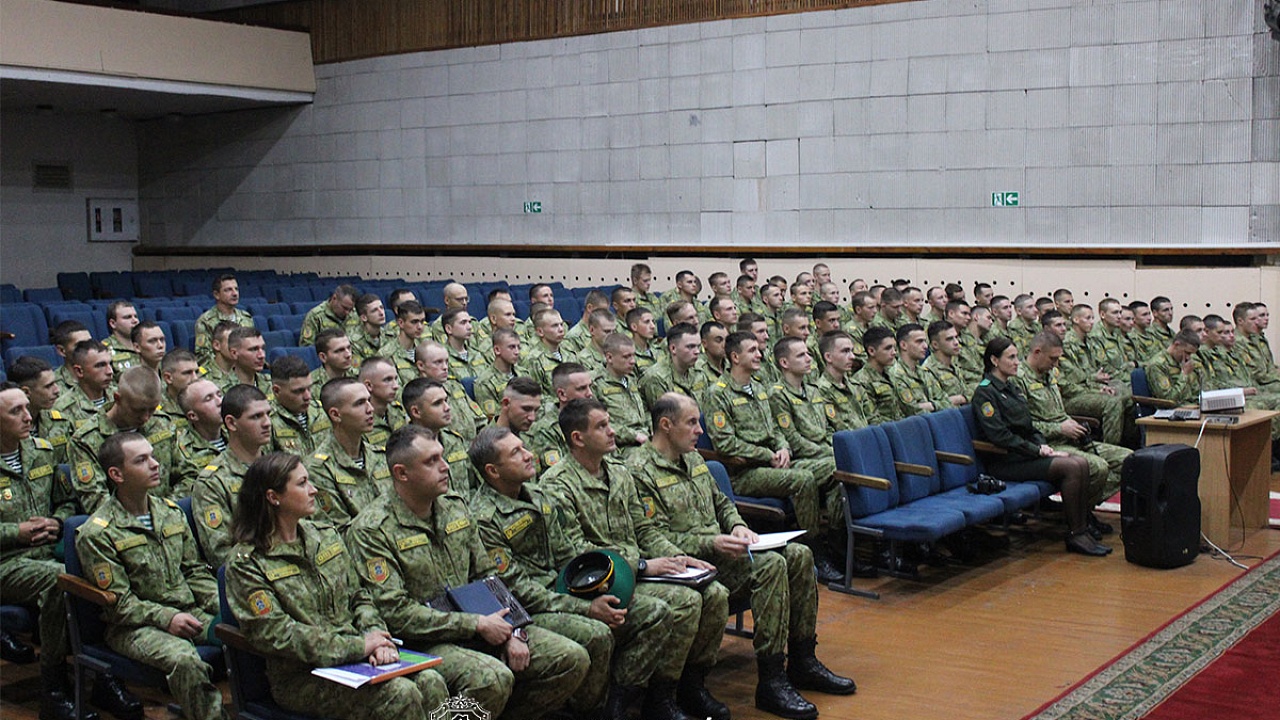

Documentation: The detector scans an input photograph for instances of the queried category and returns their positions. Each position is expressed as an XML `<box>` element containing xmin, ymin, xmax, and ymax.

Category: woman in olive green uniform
<box><xmin>971</xmin><ymin>338</ymin><xmax>1111</xmax><ymax>557</ymax></box>
<box><xmin>225</xmin><ymin>453</ymin><xmax>447</xmax><ymax>718</ymax></box>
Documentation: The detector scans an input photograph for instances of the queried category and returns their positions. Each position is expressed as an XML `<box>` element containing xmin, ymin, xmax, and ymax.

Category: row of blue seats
<box><xmin>827</xmin><ymin>407</ymin><xmax>1053</xmax><ymax>594</ymax></box>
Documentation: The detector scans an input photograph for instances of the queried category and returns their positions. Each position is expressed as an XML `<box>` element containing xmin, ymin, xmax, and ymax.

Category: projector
<box><xmin>1200</xmin><ymin>388</ymin><xmax>1246</xmax><ymax>414</ymax></box>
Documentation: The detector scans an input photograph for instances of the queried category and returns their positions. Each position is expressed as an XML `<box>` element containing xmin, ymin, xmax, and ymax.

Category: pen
<box><xmin>747</xmin><ymin>548</ymin><xmax>755</xmax><ymax>564</ymax></box>
<box><xmin>390</xmin><ymin>637</ymin><xmax>404</xmax><ymax>646</ymax></box>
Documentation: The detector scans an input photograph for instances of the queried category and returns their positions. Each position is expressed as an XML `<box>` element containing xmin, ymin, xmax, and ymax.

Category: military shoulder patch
<box><xmin>204</xmin><ymin>508</ymin><xmax>223</xmax><ymax>529</ymax></box>
<box><xmin>776</xmin><ymin>412</ymin><xmax>792</xmax><ymax>429</ymax></box>
<box><xmin>489</xmin><ymin>548</ymin><xmax>510</xmax><ymax>573</ymax></box>
<box><xmin>248</xmin><ymin>590</ymin><xmax>272</xmax><ymax>616</ymax></box>
<box><xmin>366</xmin><ymin>557</ymin><xmax>391</xmax><ymax>583</ymax></box>
<box><xmin>711</xmin><ymin>411</ymin><xmax>727</xmax><ymax>429</ymax></box>
<box><xmin>76</xmin><ymin>462</ymin><xmax>95</xmax><ymax>484</ymax></box>
<box><xmin>641</xmin><ymin>496</ymin><xmax>657</xmax><ymax>518</ymax></box>
<box><xmin>33</xmin><ymin>437</ymin><xmax>52</xmax><ymax>450</ymax></box>
<box><xmin>981</xmin><ymin>402</ymin><xmax>995</xmax><ymax>418</ymax></box>
<box><xmin>92</xmin><ymin>563</ymin><xmax>112</xmax><ymax>589</ymax></box>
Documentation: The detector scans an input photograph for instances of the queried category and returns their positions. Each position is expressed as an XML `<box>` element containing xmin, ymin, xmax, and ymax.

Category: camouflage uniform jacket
<box><xmin>540</xmin><ymin>453</ymin><xmax>684</xmax><ymax>574</ymax></box>
<box><xmin>813</xmin><ymin>372</ymin><xmax>869</xmax><ymax>432</ymax></box>
<box><xmin>592</xmin><ymin>372</ymin><xmax>650</xmax><ymax>450</ymax></box>
<box><xmin>627</xmin><ymin>443</ymin><xmax>746</xmax><ymax>559</ymax></box>
<box><xmin>473</xmin><ymin>365</ymin><xmax>518</xmax><ymax>419</ymax></box>
<box><xmin>639</xmin><ymin>357</ymin><xmax>706</xmax><ymax>409</ymax></box>
<box><xmin>446</xmin><ymin>377</ymin><xmax>486</xmax><ymax>443</ymax></box>
<box><xmin>921</xmin><ymin>354</ymin><xmax>972</xmax><ymax>402</ymax></box>
<box><xmin>367</xmin><ymin>402</ymin><xmax>409</xmax><ymax>449</ymax></box>
<box><xmin>767</xmin><ymin>379</ymin><xmax>836</xmax><ymax>461</ymax></box>
<box><xmin>171</xmin><ymin>426</ymin><xmax>227</xmax><ymax>499</ymax></box>
<box><xmin>526</xmin><ymin>413</ymin><xmax>568</xmax><ymax>474</ymax></box>
<box><xmin>299</xmin><ymin>302</ymin><xmax>355</xmax><ymax>347</ymax></box>
<box><xmin>1143</xmin><ymin>350</ymin><xmax>1204</xmax><ymax>405</ymax></box>
<box><xmin>851</xmin><ymin>364</ymin><xmax>905</xmax><ymax>425</ymax></box>
<box><xmin>702</xmin><ymin>375</ymin><xmax>787</xmax><ymax>464</ymax></box>
<box><xmin>887</xmin><ymin>360</ymin><xmax>947</xmax><ymax>415</ymax></box>
<box><xmin>446</xmin><ymin>343</ymin><xmax>486</xmax><ymax>381</ymax></box>
<box><xmin>105</xmin><ymin>335</ymin><xmax>140</xmax><ymax>377</ymax></box>
<box><xmin>192</xmin><ymin>449</ymin><xmax>252</xmax><ymax>568</ymax></box>
<box><xmin>346</xmin><ymin>491</ymin><xmax>497</xmax><ymax>645</ymax></box>
<box><xmin>76</xmin><ymin>495</ymin><xmax>218</xmax><ymax>631</ymax></box>
<box><xmin>1</xmin><ymin>437</ymin><xmax>75</xmax><ymax>562</ymax></box>
<box><xmin>194</xmin><ymin>307</ymin><xmax>254</xmax><ymax>365</ymax></box>
<box><xmin>225</xmin><ymin>522</ymin><xmax>387</xmax><ymax>679</ymax></box>
<box><xmin>1013</xmin><ymin>363</ymin><xmax>1077</xmax><ymax>441</ymax></box>
<box><xmin>270</xmin><ymin>400</ymin><xmax>332</xmax><ymax>456</ymax></box>
<box><xmin>69</xmin><ymin>413</ymin><xmax>177</xmax><ymax>514</ymax></box>
<box><xmin>306</xmin><ymin>436</ymin><xmax>392</xmax><ymax>531</ymax></box>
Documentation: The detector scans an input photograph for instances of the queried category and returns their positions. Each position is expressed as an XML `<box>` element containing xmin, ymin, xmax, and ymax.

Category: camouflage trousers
<box><xmin>792</xmin><ymin>453</ymin><xmax>840</xmax><ymax>531</ymax></box>
<box><xmin>270</xmin><ymin>663</ymin><xmax>447</xmax><ymax>719</ymax></box>
<box><xmin>1064</xmin><ymin>392</ymin><xmax>1135</xmax><ymax>447</ymax></box>
<box><xmin>1246</xmin><ymin>395</ymin><xmax>1280</xmax><ymax>439</ymax></box>
<box><xmin>0</xmin><ymin>557</ymin><xmax>68</xmax><ymax>677</ymax></box>
<box><xmin>529</xmin><ymin>612</ymin><xmax>614</xmax><ymax>714</ymax></box>
<box><xmin>1051</xmin><ymin>441</ymin><xmax>1132</xmax><ymax>507</ymax></box>
<box><xmin>730</xmin><ymin>466</ymin><xmax>820</xmax><ymax>533</ymax></box>
<box><xmin>715</xmin><ymin>542</ymin><xmax>817</xmax><ymax>656</ymax></box>
<box><xmin>105</xmin><ymin>623</ymin><xmax>223</xmax><ymax>720</ymax></box>
<box><xmin>423</xmin><ymin>625</ymin><xmax>589</xmax><ymax>720</ymax></box>
<box><xmin>635</xmin><ymin>580</ymin><xmax>729</xmax><ymax>681</ymax></box>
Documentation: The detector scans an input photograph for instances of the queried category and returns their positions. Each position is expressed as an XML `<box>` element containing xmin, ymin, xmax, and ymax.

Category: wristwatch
<box><xmin>637</xmin><ymin>558</ymin><xmax>648</xmax><ymax>576</ymax></box>
<box><xmin>512</xmin><ymin>628</ymin><xmax>529</xmax><ymax>643</ymax></box>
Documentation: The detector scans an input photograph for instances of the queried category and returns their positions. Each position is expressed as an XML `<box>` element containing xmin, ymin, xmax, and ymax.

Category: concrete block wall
<box><xmin>138</xmin><ymin>0</ymin><xmax>1280</xmax><ymax>249</ymax></box>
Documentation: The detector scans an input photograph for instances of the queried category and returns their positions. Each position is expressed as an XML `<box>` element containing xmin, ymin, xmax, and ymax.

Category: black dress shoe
<box><xmin>0</xmin><ymin>631</ymin><xmax>36</xmax><ymax>664</ymax></box>
<box><xmin>1089</xmin><ymin>514</ymin><xmax>1115</xmax><ymax>536</ymax></box>
<box><xmin>812</xmin><ymin>554</ymin><xmax>845</xmax><ymax>585</ymax></box>
<box><xmin>1065</xmin><ymin>532</ymin><xmax>1112</xmax><ymax>557</ymax></box>
<box><xmin>91</xmin><ymin>675</ymin><xmax>143</xmax><ymax>720</ymax></box>
<box><xmin>40</xmin><ymin>690</ymin><xmax>99</xmax><ymax>720</ymax></box>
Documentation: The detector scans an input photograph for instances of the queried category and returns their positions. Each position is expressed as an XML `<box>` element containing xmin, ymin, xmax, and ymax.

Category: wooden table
<box><xmin>1138</xmin><ymin>409</ymin><xmax>1277</xmax><ymax>548</ymax></box>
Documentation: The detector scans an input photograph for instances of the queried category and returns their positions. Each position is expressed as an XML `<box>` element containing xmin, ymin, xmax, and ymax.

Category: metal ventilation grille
<box><xmin>33</xmin><ymin>163</ymin><xmax>72</xmax><ymax>190</ymax></box>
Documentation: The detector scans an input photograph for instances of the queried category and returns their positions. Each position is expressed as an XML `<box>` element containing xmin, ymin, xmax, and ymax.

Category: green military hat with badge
<box><xmin>555</xmin><ymin>549</ymin><xmax>635</xmax><ymax>608</ymax></box>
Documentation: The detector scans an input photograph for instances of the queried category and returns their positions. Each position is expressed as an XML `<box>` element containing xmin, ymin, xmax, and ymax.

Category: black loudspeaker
<box><xmin>1121</xmin><ymin>443</ymin><xmax>1201</xmax><ymax>569</ymax></box>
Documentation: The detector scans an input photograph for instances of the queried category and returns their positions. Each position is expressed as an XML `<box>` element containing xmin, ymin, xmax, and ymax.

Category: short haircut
<box><xmin>974</xmin><ymin>282</ymin><xmax>991</xmax><ymax>294</ymax></box>
<box><xmin>503</xmin><ymin>376</ymin><xmax>541</xmax><ymax>399</ymax></box>
<box><xmin>879</xmin><ymin>287</ymin><xmax>902</xmax><ymax>305</ymax></box>
<box><xmin>491</xmin><ymin>327</ymin><xmax>519</xmax><ymax>346</ymax></box>
<box><xmin>583</xmin><ymin>289</ymin><xmax>610</xmax><ymax>309</ymax></box>
<box><xmin>945</xmin><ymin>300</ymin><xmax>970</xmax><ymax>317</ymax></box>
<box><xmin>358</xmin><ymin>356</ymin><xmax>395</xmax><ymax>379</ymax></box>
<box><xmin>611</xmin><ymin>287</ymin><xmax>634</xmax><ymax>306</ymax></box>
<box><xmin>486</xmin><ymin>287</ymin><xmax>511</xmax><ymax>304</ymax></box>
<box><xmin>1179</xmin><ymin>315</ymin><xmax>1203</xmax><ymax>331</ymax></box>
<box><xmin>630</xmin><ymin>263</ymin><xmax>652</xmax><ymax>280</ymax></box>
<box><xmin>333</xmin><ymin>284</ymin><xmax>359</xmax><ymax>301</ymax></box>
<box><xmin>1039</xmin><ymin>309</ymin><xmax>1064</xmax><ymax>326</ymax></box>
<box><xmin>587</xmin><ymin>308</ymin><xmax>615</xmax><ymax>330</ymax></box>
<box><xmin>315</xmin><ymin>327</ymin><xmax>347</xmax><ymax>354</ymax></box>
<box><xmin>926</xmin><ymin>321</ymin><xmax>955</xmax><ymax>342</ymax></box>
<box><xmin>1029</xmin><ymin>331</ymin><xmax>1063</xmax><ymax>351</ymax></box>
<box><xmin>7</xmin><ymin>356</ymin><xmax>52</xmax><ymax>386</ymax></box>
<box><xmin>558</xmin><ymin>397</ymin><xmax>606</xmax><ymax>439</ymax></box>
<box><xmin>532</xmin><ymin>307</ymin><xmax>562</xmax><ymax>328</ymax></box>
<box><xmin>50</xmin><ymin>320</ymin><xmax>90</xmax><ymax>347</ymax></box>
<box><xmin>1203</xmin><ymin>314</ymin><xmax>1226</xmax><ymax>330</ymax></box>
<box><xmin>402</xmin><ymin>377</ymin><xmax>445</xmax><ymax>408</ymax></box>
<box><xmin>222</xmin><ymin>383</ymin><xmax>268</xmax><ymax>420</ymax></box>
<box><xmin>665</xmin><ymin>322</ymin><xmax>698</xmax><ymax>345</ymax></box>
<box><xmin>739</xmin><ymin>258</ymin><xmax>757</xmax><ymax>272</ymax></box>
<box><xmin>1173</xmin><ymin>329</ymin><xmax>1202</xmax><ymax>348</ymax></box>
<box><xmin>319</xmin><ymin>377</ymin><xmax>361</xmax><ymax>412</ymax></box>
<box><xmin>602</xmin><ymin>332</ymin><xmax>634</xmax><ymax>355</ymax></box>
<box><xmin>551</xmin><ymin>362</ymin><xmax>590</xmax><ymax>390</ymax></box>
<box><xmin>107</xmin><ymin>300</ymin><xmax>135</xmax><ymax>324</ymax></box>
<box><xmin>388</xmin><ymin>289</ymin><xmax>417</xmax><ymax>313</ymax></box>
<box><xmin>812</xmin><ymin>300</ymin><xmax>839</xmax><ymax>319</ymax></box>
<box><xmin>161</xmin><ymin>349</ymin><xmax>197</xmax><ymax>375</ymax></box>
<box><xmin>699</xmin><ymin>321</ymin><xmax>725</xmax><ymax>340</ymax></box>
<box><xmin>212</xmin><ymin>273</ymin><xmax>237</xmax><ymax>292</ymax></box>
<box><xmin>1129</xmin><ymin>300</ymin><xmax>1150</xmax><ymax>311</ymax></box>
<box><xmin>851</xmin><ymin>291</ymin><xmax>873</xmax><ymax>309</ymax></box>
<box><xmin>118</xmin><ymin>367</ymin><xmax>163</xmax><ymax>403</ymax></box>
<box><xmin>396</xmin><ymin>300</ymin><xmax>425</xmax><ymax>320</ymax></box>
<box><xmin>98</xmin><ymin>431</ymin><xmax>146</xmax><ymax>476</ymax></box>
<box><xmin>71</xmin><ymin>340</ymin><xmax>108</xmax><ymax>366</ymax></box>
<box><xmin>675</xmin><ymin>270</ymin><xmax>695</xmax><ymax>283</ymax></box>
<box><xmin>386</xmin><ymin>424</ymin><xmax>436</xmax><ymax>469</ymax></box>
<box><xmin>708</xmin><ymin>296</ymin><xmax>733</xmax><ymax>316</ymax></box>
<box><xmin>227</xmin><ymin>326</ymin><xmax>263</xmax><ymax>349</ymax></box>
<box><xmin>1013</xmin><ymin>294</ymin><xmax>1035</xmax><ymax>310</ymax></box>
<box><xmin>271</xmin><ymin>354</ymin><xmax>311</xmax><ymax>381</ymax></box>
<box><xmin>624</xmin><ymin>307</ymin><xmax>652</xmax><ymax>328</ymax></box>
<box><xmin>1098</xmin><ymin>297</ymin><xmax>1121</xmax><ymax>312</ymax></box>
<box><xmin>1232</xmin><ymin>302</ymin><xmax>1255</xmax><ymax>324</ymax></box>
<box><xmin>469</xmin><ymin>425</ymin><xmax>513</xmax><ymax>475</ymax></box>
<box><xmin>130</xmin><ymin>320</ymin><xmax>163</xmax><ymax>345</ymax></box>
<box><xmin>1151</xmin><ymin>296</ymin><xmax>1172</xmax><ymax>311</ymax></box>
<box><xmin>441</xmin><ymin>306</ymin><xmax>469</xmax><ymax>329</ymax></box>
<box><xmin>944</xmin><ymin>283</ymin><xmax>964</xmax><ymax>299</ymax></box>
<box><xmin>862</xmin><ymin>326</ymin><xmax>895</xmax><ymax>351</ymax></box>
<box><xmin>650</xmin><ymin>392</ymin><xmax>691</xmax><ymax>429</ymax></box>
<box><xmin>1053</xmin><ymin>288</ymin><xmax>1073</xmax><ymax>302</ymax></box>
<box><xmin>529</xmin><ymin>283</ymin><xmax>552</xmax><ymax>301</ymax></box>
<box><xmin>665</xmin><ymin>300</ymin><xmax>694</xmax><ymax>324</ymax></box>
<box><xmin>736</xmin><ymin>274</ymin><xmax>753</xmax><ymax>288</ymax></box>
<box><xmin>724</xmin><ymin>330</ymin><xmax>756</xmax><ymax>359</ymax></box>
<box><xmin>356</xmin><ymin>293</ymin><xmax>382</xmax><ymax>316</ymax></box>
<box><xmin>895</xmin><ymin>323</ymin><xmax>924</xmax><ymax>344</ymax></box>
<box><xmin>780</xmin><ymin>307</ymin><xmax>807</xmax><ymax>328</ymax></box>
<box><xmin>1070</xmin><ymin>303</ymin><xmax>1093</xmax><ymax>318</ymax></box>
<box><xmin>212</xmin><ymin>320</ymin><xmax>239</xmax><ymax>344</ymax></box>
<box><xmin>773</xmin><ymin>335</ymin><xmax>806</xmax><ymax>364</ymax></box>
<box><xmin>818</xmin><ymin>330</ymin><xmax>852</xmax><ymax>357</ymax></box>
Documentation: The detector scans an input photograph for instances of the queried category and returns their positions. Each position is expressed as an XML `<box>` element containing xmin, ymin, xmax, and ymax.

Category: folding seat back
<box><xmin>171</xmin><ymin>322</ymin><xmax>196</xmax><ymax>352</ymax></box>
<box><xmin>267</xmin><ymin>346</ymin><xmax>319</xmax><ymax>371</ymax></box>
<box><xmin>832</xmin><ymin>427</ymin><xmax>900</xmax><ymax>517</ymax></box>
<box><xmin>277</xmin><ymin>286</ymin><xmax>312</xmax><ymax>305</ymax></box>
<box><xmin>924</xmin><ymin>409</ymin><xmax>983</xmax><ymax>490</ymax></box>
<box><xmin>261</xmin><ymin>330</ymin><xmax>294</xmax><ymax>353</ymax></box>
<box><xmin>1</xmin><ymin>304</ymin><xmax>50</xmax><ymax>351</ymax></box>
<box><xmin>5</xmin><ymin>345</ymin><xmax>63</xmax><ymax>370</ymax></box>
<box><xmin>0</xmin><ymin>285</ymin><xmax>22</xmax><ymax>304</ymax></box>
<box><xmin>881</xmin><ymin>417</ymin><xmax>942</xmax><ymax>498</ymax></box>
<box><xmin>287</xmin><ymin>302</ymin><xmax>314</xmax><ymax>316</ymax></box>
<box><xmin>24</xmin><ymin>287</ymin><xmax>64</xmax><ymax>303</ymax></box>
<box><xmin>57</xmin><ymin>273</ymin><xmax>93</xmax><ymax>302</ymax></box>
<box><xmin>134</xmin><ymin>276</ymin><xmax>173</xmax><ymax>298</ymax></box>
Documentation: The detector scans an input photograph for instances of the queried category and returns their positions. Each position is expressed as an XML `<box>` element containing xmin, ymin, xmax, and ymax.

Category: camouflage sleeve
<box><xmin>177</xmin><ymin>511</ymin><xmax>220</xmax><ymax>616</ymax></box>
<box><xmin>68</xmin><ymin>439</ymin><xmax>110</xmax><ymax>515</ymax></box>
<box><xmin>192</xmin><ymin>472</ymin><xmax>235</xmax><ymax>570</ymax></box>
<box><xmin>345</xmin><ymin>523</ymin><xmax>480</xmax><ymax>645</ymax></box>
<box><xmin>1009</xmin><ymin>375</ymin><xmax>1066</xmax><ymax>442</ymax></box>
<box><xmin>298</xmin><ymin>310</ymin><xmax>321</xmax><ymax>347</ymax></box>
<box><xmin>51</xmin><ymin>460</ymin><xmax>81</xmax><ymax>522</ymax></box>
<box><xmin>75</xmin><ymin>523</ymin><xmax>178</xmax><ymax>630</ymax></box>
<box><xmin>1056</xmin><ymin>343</ymin><xmax>1092</xmax><ymax>391</ymax></box>
<box><xmin>476</xmin><ymin>514</ymin><xmax>591</xmax><ymax>616</ymax></box>
<box><xmin>768</xmin><ymin>391</ymin><xmax>826</xmax><ymax>459</ymax></box>
<box><xmin>703</xmin><ymin>390</ymin><xmax>774</xmax><ymax>463</ymax></box>
<box><xmin>305</xmin><ymin>459</ymin><xmax>356</xmax><ymax>531</ymax></box>
<box><xmin>638</xmin><ymin>366</ymin><xmax>666</xmax><ymax>409</ymax></box>
<box><xmin>623</xmin><ymin>471</ymin><xmax>685</xmax><ymax>560</ymax></box>
<box><xmin>224</xmin><ymin>551</ymin><xmax>368</xmax><ymax>667</ymax></box>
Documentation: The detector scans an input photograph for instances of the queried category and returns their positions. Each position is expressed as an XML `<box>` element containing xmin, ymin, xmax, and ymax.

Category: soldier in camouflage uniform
<box><xmin>194</xmin><ymin>274</ymin><xmax>255</xmax><ymax>366</ymax></box>
<box><xmin>1057</xmin><ymin>306</ymin><xmax>1132</xmax><ymax>447</ymax></box>
<box><xmin>52</xmin><ymin>340</ymin><xmax>114</xmax><ymax>430</ymax></box>
<box><xmin>68</xmin><ymin>367</ymin><xmax>177</xmax><ymax>513</ymax></box>
<box><xmin>851</xmin><ymin>326</ymin><xmax>907</xmax><ymax>426</ymax></box>
<box><xmin>226</xmin><ymin>452</ymin><xmax>447</xmax><ymax>719</ymax></box>
<box><xmin>474</xmin><ymin>327</ymin><xmax>523</xmax><ymax>419</ymax></box>
<box><xmin>814</xmin><ymin>331</ymin><xmax>871</xmax><ymax>431</ymax></box>
<box><xmin>488</xmin><ymin>377</ymin><xmax>542</xmax><ymax>439</ymax></box>
<box><xmin>702</xmin><ymin>333</ymin><xmax>843</xmax><ymax>583</ymax></box>
<box><xmin>692</xmin><ymin>322</ymin><xmax>730</xmax><ymax>405</ymax></box>
<box><xmin>1014</xmin><ymin>333</ymin><xmax>1132</xmax><ymax>520</ymax></box>
<box><xmin>347</xmin><ymin>426</ymin><xmax>588</xmax><ymax>720</ymax></box>
<box><xmin>1200</xmin><ymin>317</ymin><xmax>1280</xmax><ymax>439</ymax></box>
<box><xmin>639</xmin><ymin>323</ymin><xmax>707</xmax><ymax>409</ymax></box>
<box><xmin>349</xmin><ymin>294</ymin><xmax>397</xmax><ymax>366</ymax></box>
<box><xmin>629</xmin><ymin>264</ymin><xmax>662</xmax><ymax>315</ymax></box>
<box><xmin>1127</xmin><ymin>301</ymin><xmax>1164</xmax><ymax>367</ymax></box>
<box><xmin>1006</xmin><ymin>295</ymin><xmax>1040</xmax><ymax>355</ymax></box>
<box><xmin>524</xmin><ymin>308</ymin><xmax>569</xmax><ymax>403</ymax></box>
<box><xmin>305</xmin><ymin>378</ymin><xmax>392</xmax><ymax>531</ymax></box>
<box><xmin>377</xmin><ymin>301</ymin><xmax>428</xmax><ymax>389</ymax></box>
<box><xmin>6</xmin><ymin>356</ymin><xmax>71</xmax><ymax>463</ymax></box>
<box><xmin>193</xmin><ymin>385</ymin><xmax>274</xmax><ymax>567</ymax></box>
<box><xmin>103</xmin><ymin>301</ymin><xmax>141</xmax><ymax>377</ymax></box>
<box><xmin>561</xmin><ymin>291</ymin><xmax>612</xmax><ymax>358</ymax></box>
<box><xmin>626</xmin><ymin>307</ymin><xmax>663</xmax><ymax>377</ymax></box>
<box><xmin>768</xmin><ymin>338</ymin><xmax>842</xmax><ymax>531</ymax></box>
<box><xmin>472</xmin><ymin>425</ymin><xmax>660</xmax><ymax>719</ymax></box>
<box><xmin>220</xmin><ymin>327</ymin><xmax>274</xmax><ymax>399</ymax></box>
<box><xmin>76</xmin><ymin>433</ymin><xmax>224</xmax><ymax>720</ymax></box>
<box><xmin>591</xmin><ymin>334</ymin><xmax>650</xmax><ymax>460</ymax></box>
<box><xmin>415</xmin><ymin>341</ymin><xmax>486</xmax><ymax>443</ymax></box>
<box><xmin>300</xmin><ymin>284</ymin><xmax>359</xmax><ymax>347</ymax></box>
<box><xmin>360</xmin><ymin>357</ymin><xmax>407</xmax><ymax>448</ymax></box>
<box><xmin>843</xmin><ymin>292</ymin><xmax>877</xmax><ymax>360</ymax></box>
<box><xmin>50</xmin><ymin>321</ymin><xmax>93</xmax><ymax>394</ymax></box>
<box><xmin>170</xmin><ymin>379</ymin><xmax>227</xmax><ymax>497</ymax></box>
<box><xmin>440</xmin><ymin>308</ymin><xmax>487</xmax><ymax>380</ymax></box>
<box><xmin>472</xmin><ymin>295</ymin><xmax>524</xmax><ymax>361</ymax></box>
<box><xmin>525</xmin><ymin>363</ymin><xmax>594</xmax><ymax>473</ymax></box>
<box><xmin>0</xmin><ymin>386</ymin><xmax>83</xmax><ymax>720</ymax></box>
<box><xmin>633</xmin><ymin>394</ymin><xmax>857</xmax><ymax>719</ymax></box>
<box><xmin>403</xmin><ymin>379</ymin><xmax>476</xmax><ymax>497</ymax></box>
<box><xmin>759</xmin><ymin>284</ymin><xmax>787</xmax><ymax>343</ymax></box>
<box><xmin>1091</xmin><ymin>299</ymin><xmax>1137</xmax><ymax>388</ymax></box>
<box><xmin>1233</xmin><ymin>303</ymin><xmax>1279</xmax><ymax>392</ymax></box>
<box><xmin>888</xmin><ymin>323</ymin><xmax>950</xmax><ymax>414</ymax></box>
<box><xmin>268</xmin><ymin>355</ymin><xmax>332</xmax><ymax>455</ymax></box>
<box><xmin>156</xmin><ymin>350</ymin><xmax>205</xmax><ymax>430</ymax></box>
<box><xmin>310</xmin><ymin>328</ymin><xmax>358</xmax><ymax>396</ymax></box>
<box><xmin>944</xmin><ymin>301</ymin><xmax>985</xmax><ymax>389</ymax></box>
<box><xmin>540</xmin><ymin>399</ymin><xmax>729</xmax><ymax>720</ymax></box>
<box><xmin>732</xmin><ymin>274</ymin><xmax>766</xmax><ymax>317</ymax></box>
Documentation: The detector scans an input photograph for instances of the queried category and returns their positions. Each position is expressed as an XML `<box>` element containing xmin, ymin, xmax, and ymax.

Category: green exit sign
<box><xmin>991</xmin><ymin>192</ymin><xmax>1020</xmax><ymax>207</ymax></box>
<box><xmin>523</xmin><ymin>201</ymin><xmax>542</xmax><ymax>213</ymax></box>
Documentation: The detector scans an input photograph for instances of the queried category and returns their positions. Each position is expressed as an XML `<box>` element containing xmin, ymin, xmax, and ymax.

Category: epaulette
<box><xmin>205</xmin><ymin>464</ymin><xmax>219</xmax><ymax>472</ymax></box>
<box><xmin>198</xmin><ymin>366</ymin><xmax>208</xmax><ymax>375</ymax></box>
<box><xmin>155</xmin><ymin>403</ymin><xmax>164</xmax><ymax>411</ymax></box>
<box><xmin>978</xmin><ymin>379</ymin><xmax>991</xmax><ymax>386</ymax></box>
<box><xmin>50</xmin><ymin>410</ymin><xmax>64</xmax><ymax>420</ymax></box>
<box><xmin>91</xmin><ymin>517</ymin><xmax>109</xmax><ymax>528</ymax></box>
<box><xmin>716</xmin><ymin>381</ymin><xmax>727</xmax><ymax>388</ymax></box>
<box><xmin>372</xmin><ymin>445</ymin><xmax>386</xmax><ymax>453</ymax></box>
<box><xmin>34</xmin><ymin>437</ymin><xmax>53</xmax><ymax>450</ymax></box>
<box><xmin>165</xmin><ymin>498</ymin><xmax>179</xmax><ymax>508</ymax></box>
<box><xmin>313</xmin><ymin>453</ymin><xmax>329</xmax><ymax>461</ymax></box>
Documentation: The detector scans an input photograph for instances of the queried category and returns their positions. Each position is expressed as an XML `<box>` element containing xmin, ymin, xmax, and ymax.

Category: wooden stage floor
<box><xmin>4</xmin><ymin>477</ymin><xmax>1279</xmax><ymax>720</ymax></box>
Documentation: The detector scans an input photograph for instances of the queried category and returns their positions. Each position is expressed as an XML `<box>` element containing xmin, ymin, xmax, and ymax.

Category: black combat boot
<box><xmin>90</xmin><ymin>673</ymin><xmax>143</xmax><ymax>720</ymax></box>
<box><xmin>755</xmin><ymin>653</ymin><xmax>817</xmax><ymax>720</ymax></box>
<box><xmin>787</xmin><ymin>638</ymin><xmax>856</xmax><ymax>695</ymax></box>
<box><xmin>603</xmin><ymin>683</ymin><xmax>641</xmax><ymax>720</ymax></box>
<box><xmin>40</xmin><ymin>666</ymin><xmax>99</xmax><ymax>720</ymax></box>
<box><xmin>1</xmin><ymin>630</ymin><xmax>35</xmax><ymax>664</ymax></box>
<box><xmin>677</xmin><ymin>665</ymin><xmax>730</xmax><ymax>720</ymax></box>
<box><xmin>642</xmin><ymin>678</ymin><xmax>695</xmax><ymax>720</ymax></box>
